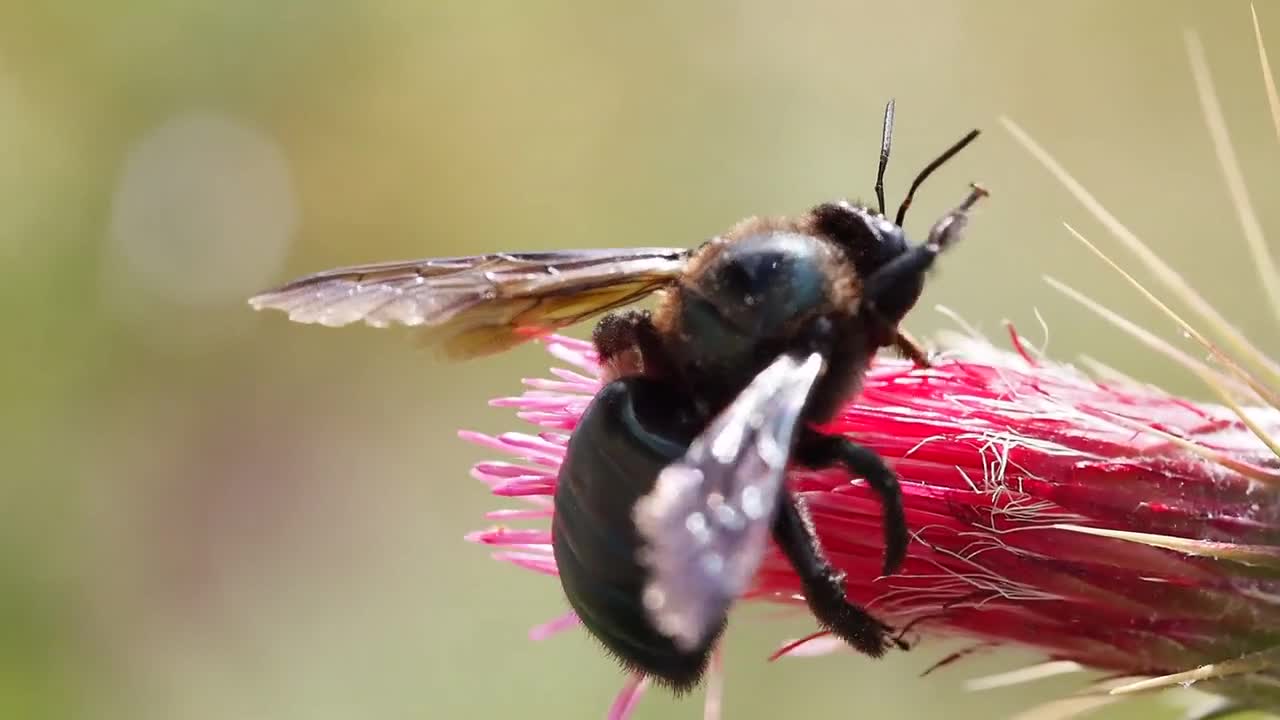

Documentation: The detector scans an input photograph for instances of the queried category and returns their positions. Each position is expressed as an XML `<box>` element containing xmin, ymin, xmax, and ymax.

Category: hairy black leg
<box><xmin>796</xmin><ymin>432</ymin><xmax>907</xmax><ymax>576</ymax></box>
<box><xmin>591</xmin><ymin>310</ymin><xmax>676</xmax><ymax>381</ymax></box>
<box><xmin>771</xmin><ymin>488</ymin><xmax>903</xmax><ymax>657</ymax></box>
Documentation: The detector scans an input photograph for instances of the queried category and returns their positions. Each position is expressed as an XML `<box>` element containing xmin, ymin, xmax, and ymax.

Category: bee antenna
<box><xmin>874</xmin><ymin>99</ymin><xmax>895</xmax><ymax>216</ymax></box>
<box><xmin>894</xmin><ymin>128</ymin><xmax>982</xmax><ymax>227</ymax></box>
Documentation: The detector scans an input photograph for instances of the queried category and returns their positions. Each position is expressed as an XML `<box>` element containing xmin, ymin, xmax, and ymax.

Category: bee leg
<box><xmin>592</xmin><ymin>310</ymin><xmax>677</xmax><ymax>382</ymax></box>
<box><xmin>771</xmin><ymin>488</ymin><xmax>904</xmax><ymax>657</ymax></box>
<box><xmin>796</xmin><ymin>432</ymin><xmax>907</xmax><ymax>576</ymax></box>
<box><xmin>892</xmin><ymin>329</ymin><xmax>933</xmax><ymax>368</ymax></box>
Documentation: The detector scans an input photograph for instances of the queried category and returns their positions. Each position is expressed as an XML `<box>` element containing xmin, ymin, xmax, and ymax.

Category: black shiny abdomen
<box><xmin>551</xmin><ymin>377</ymin><xmax>713</xmax><ymax>691</ymax></box>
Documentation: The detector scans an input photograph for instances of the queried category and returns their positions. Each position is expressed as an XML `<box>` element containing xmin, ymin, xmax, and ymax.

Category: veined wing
<box><xmin>248</xmin><ymin>248</ymin><xmax>690</xmax><ymax>358</ymax></box>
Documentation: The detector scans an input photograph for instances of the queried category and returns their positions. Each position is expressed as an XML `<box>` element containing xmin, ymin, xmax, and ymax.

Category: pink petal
<box><xmin>529</xmin><ymin>610</ymin><xmax>581</xmax><ymax>641</ymax></box>
<box><xmin>607</xmin><ymin>674</ymin><xmax>648</xmax><ymax>720</ymax></box>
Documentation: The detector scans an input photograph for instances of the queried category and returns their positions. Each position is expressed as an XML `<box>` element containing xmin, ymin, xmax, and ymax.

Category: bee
<box><xmin>249</xmin><ymin>101</ymin><xmax>985</xmax><ymax>692</ymax></box>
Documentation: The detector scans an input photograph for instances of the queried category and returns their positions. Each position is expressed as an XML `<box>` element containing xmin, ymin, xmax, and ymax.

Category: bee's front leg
<box><xmin>892</xmin><ymin>328</ymin><xmax>934</xmax><ymax>368</ymax></box>
<box><xmin>592</xmin><ymin>310</ymin><xmax>677</xmax><ymax>383</ymax></box>
<box><xmin>795</xmin><ymin>432</ymin><xmax>907</xmax><ymax>576</ymax></box>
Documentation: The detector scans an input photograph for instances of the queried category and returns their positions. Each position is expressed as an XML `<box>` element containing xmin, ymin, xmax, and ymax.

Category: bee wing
<box><xmin>248</xmin><ymin>248</ymin><xmax>690</xmax><ymax>358</ymax></box>
<box><xmin>633</xmin><ymin>352</ymin><xmax>826</xmax><ymax>652</ymax></box>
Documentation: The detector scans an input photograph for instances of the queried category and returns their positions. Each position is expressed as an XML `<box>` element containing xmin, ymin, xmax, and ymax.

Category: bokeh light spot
<box><xmin>107</xmin><ymin>111</ymin><xmax>298</xmax><ymax>311</ymax></box>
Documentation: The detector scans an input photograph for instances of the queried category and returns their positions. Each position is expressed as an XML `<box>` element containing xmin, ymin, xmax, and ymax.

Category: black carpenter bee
<box><xmin>249</xmin><ymin>101</ymin><xmax>984</xmax><ymax>692</ymax></box>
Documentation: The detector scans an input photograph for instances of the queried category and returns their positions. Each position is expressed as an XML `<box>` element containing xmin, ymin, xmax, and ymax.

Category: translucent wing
<box><xmin>248</xmin><ymin>248</ymin><xmax>690</xmax><ymax>358</ymax></box>
<box><xmin>632</xmin><ymin>352</ymin><xmax>826</xmax><ymax>652</ymax></box>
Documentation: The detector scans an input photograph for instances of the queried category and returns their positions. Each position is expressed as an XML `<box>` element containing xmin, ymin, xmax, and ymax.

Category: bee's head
<box><xmin>811</xmin><ymin>201</ymin><xmax>910</xmax><ymax>275</ymax></box>
<box><xmin>809</xmin><ymin>176</ymin><xmax>988</xmax><ymax>350</ymax></box>
<box><xmin>804</xmin><ymin>104</ymin><xmax>983</xmax><ymax>340</ymax></box>
<box><xmin>810</xmin><ymin>201</ymin><xmax>923</xmax><ymax>330</ymax></box>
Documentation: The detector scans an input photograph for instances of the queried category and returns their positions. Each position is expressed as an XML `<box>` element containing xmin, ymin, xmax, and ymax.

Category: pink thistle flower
<box><xmin>464</xmin><ymin>13</ymin><xmax>1280</xmax><ymax>720</ymax></box>
<box><xmin>465</xmin><ymin>327</ymin><xmax>1280</xmax><ymax>718</ymax></box>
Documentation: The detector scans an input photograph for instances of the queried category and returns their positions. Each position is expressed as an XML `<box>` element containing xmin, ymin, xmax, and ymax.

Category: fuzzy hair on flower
<box><xmin>464</xmin><ymin>12</ymin><xmax>1280</xmax><ymax>720</ymax></box>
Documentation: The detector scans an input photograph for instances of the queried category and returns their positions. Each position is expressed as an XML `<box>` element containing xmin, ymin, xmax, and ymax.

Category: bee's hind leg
<box><xmin>770</xmin><ymin>484</ymin><xmax>905</xmax><ymax>657</ymax></box>
<box><xmin>592</xmin><ymin>310</ymin><xmax>676</xmax><ymax>382</ymax></box>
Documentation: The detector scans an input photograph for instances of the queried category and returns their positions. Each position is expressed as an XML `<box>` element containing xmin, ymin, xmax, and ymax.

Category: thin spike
<box><xmin>1000</xmin><ymin>117</ymin><xmax>1280</xmax><ymax>387</ymax></box>
<box><xmin>1185</xmin><ymin>30</ymin><xmax>1280</xmax><ymax>327</ymax></box>
<box><xmin>1010</xmin><ymin>677</ymin><xmax>1137</xmax><ymax>720</ymax></box>
<box><xmin>934</xmin><ymin>304</ymin><xmax>987</xmax><ymax>341</ymax></box>
<box><xmin>1253</xmin><ymin>4</ymin><xmax>1280</xmax><ymax>146</ymax></box>
<box><xmin>1032</xmin><ymin>306</ymin><xmax>1052</xmax><ymax>357</ymax></box>
<box><xmin>1062</xmin><ymin>222</ymin><xmax>1280</xmax><ymax>410</ymax></box>
<box><xmin>1044</xmin><ymin>277</ymin><xmax>1238</xmax><ymax>392</ymax></box>
<box><xmin>966</xmin><ymin>660</ymin><xmax>1085</xmax><ymax>691</ymax></box>
<box><xmin>1199</xmin><ymin>371</ymin><xmax>1280</xmax><ymax>464</ymax></box>
<box><xmin>1109</xmin><ymin>646</ymin><xmax>1280</xmax><ymax>695</ymax></box>
<box><xmin>1088</xmin><ymin>404</ymin><xmax>1280</xmax><ymax>486</ymax></box>
<box><xmin>1053</xmin><ymin>524</ymin><xmax>1280</xmax><ymax>571</ymax></box>
<box><xmin>1047</xmin><ymin>276</ymin><xmax>1280</xmax><ymax>463</ymax></box>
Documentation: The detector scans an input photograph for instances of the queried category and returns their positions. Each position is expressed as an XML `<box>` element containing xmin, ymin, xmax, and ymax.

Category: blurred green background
<box><xmin>4</xmin><ymin>0</ymin><xmax>1280</xmax><ymax>718</ymax></box>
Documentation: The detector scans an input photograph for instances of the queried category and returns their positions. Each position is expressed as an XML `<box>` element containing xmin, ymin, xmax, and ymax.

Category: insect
<box><xmin>249</xmin><ymin>101</ymin><xmax>985</xmax><ymax>692</ymax></box>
